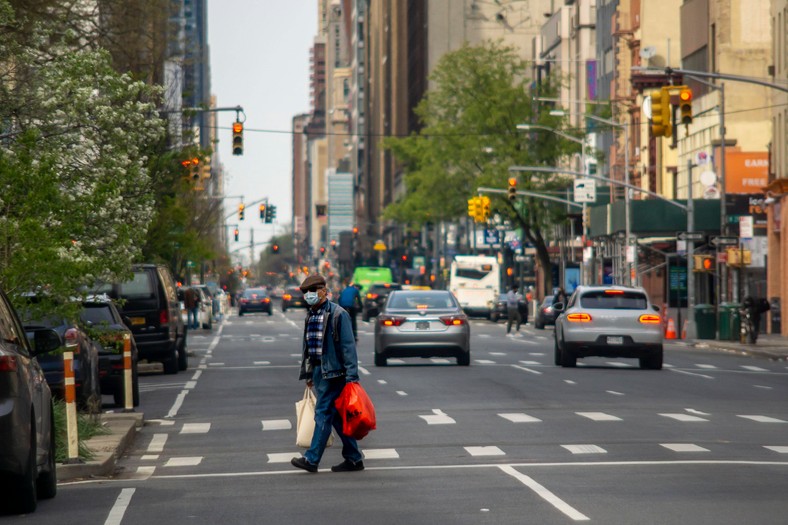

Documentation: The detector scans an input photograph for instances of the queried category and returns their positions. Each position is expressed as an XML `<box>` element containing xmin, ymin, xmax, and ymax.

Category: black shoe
<box><xmin>331</xmin><ymin>459</ymin><xmax>364</xmax><ymax>472</ymax></box>
<box><xmin>291</xmin><ymin>456</ymin><xmax>318</xmax><ymax>473</ymax></box>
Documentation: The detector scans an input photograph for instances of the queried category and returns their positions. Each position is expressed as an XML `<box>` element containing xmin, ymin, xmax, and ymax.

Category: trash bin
<box><xmin>694</xmin><ymin>304</ymin><xmax>716</xmax><ymax>340</ymax></box>
<box><xmin>718</xmin><ymin>302</ymin><xmax>741</xmax><ymax>341</ymax></box>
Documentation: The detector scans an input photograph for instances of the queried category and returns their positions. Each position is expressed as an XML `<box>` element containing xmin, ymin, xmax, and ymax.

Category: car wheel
<box><xmin>362</xmin><ymin>312</ymin><xmax>370</xmax><ymax>322</ymax></box>
<box><xmin>639</xmin><ymin>346</ymin><xmax>663</xmax><ymax>370</ymax></box>
<box><xmin>374</xmin><ymin>352</ymin><xmax>387</xmax><ymax>366</ymax></box>
<box><xmin>560</xmin><ymin>343</ymin><xmax>576</xmax><ymax>368</ymax></box>
<box><xmin>163</xmin><ymin>344</ymin><xmax>179</xmax><ymax>375</ymax></box>
<box><xmin>457</xmin><ymin>353</ymin><xmax>470</xmax><ymax>366</ymax></box>
<box><xmin>554</xmin><ymin>335</ymin><xmax>562</xmax><ymax>366</ymax></box>
<box><xmin>239</xmin><ymin>309</ymin><xmax>244</xmax><ymax>316</ymax></box>
<box><xmin>268</xmin><ymin>309</ymin><xmax>273</xmax><ymax>316</ymax></box>
<box><xmin>490</xmin><ymin>313</ymin><xmax>499</xmax><ymax>323</ymax></box>
<box><xmin>177</xmin><ymin>336</ymin><xmax>188</xmax><ymax>371</ymax></box>
<box><xmin>36</xmin><ymin>408</ymin><xmax>57</xmax><ymax>500</ymax></box>
<box><xmin>14</xmin><ymin>418</ymin><xmax>38</xmax><ymax>514</ymax></box>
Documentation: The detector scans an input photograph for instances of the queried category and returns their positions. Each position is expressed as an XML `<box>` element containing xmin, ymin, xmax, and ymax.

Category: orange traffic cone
<box><xmin>665</xmin><ymin>317</ymin><xmax>677</xmax><ymax>339</ymax></box>
<box><xmin>681</xmin><ymin>319</ymin><xmax>688</xmax><ymax>340</ymax></box>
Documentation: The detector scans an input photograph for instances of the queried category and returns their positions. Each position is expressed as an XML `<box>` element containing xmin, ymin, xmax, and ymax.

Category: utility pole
<box><xmin>686</xmin><ymin>159</ymin><xmax>696</xmax><ymax>339</ymax></box>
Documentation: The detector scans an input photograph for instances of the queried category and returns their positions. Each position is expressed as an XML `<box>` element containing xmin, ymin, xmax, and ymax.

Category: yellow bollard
<box><xmin>63</xmin><ymin>350</ymin><xmax>80</xmax><ymax>463</ymax></box>
<box><xmin>123</xmin><ymin>333</ymin><xmax>134</xmax><ymax>412</ymax></box>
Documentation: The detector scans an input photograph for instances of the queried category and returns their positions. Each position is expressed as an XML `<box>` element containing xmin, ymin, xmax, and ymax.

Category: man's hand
<box><xmin>306</xmin><ymin>380</ymin><xmax>314</xmax><ymax>388</ymax></box>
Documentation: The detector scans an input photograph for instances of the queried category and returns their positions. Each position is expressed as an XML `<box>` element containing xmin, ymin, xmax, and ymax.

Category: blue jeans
<box><xmin>188</xmin><ymin>307</ymin><xmax>199</xmax><ymax>329</ymax></box>
<box><xmin>304</xmin><ymin>366</ymin><xmax>363</xmax><ymax>466</ymax></box>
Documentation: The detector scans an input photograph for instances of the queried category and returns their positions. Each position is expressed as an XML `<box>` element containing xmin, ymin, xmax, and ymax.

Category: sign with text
<box><xmin>574</xmin><ymin>178</ymin><xmax>596</xmax><ymax>203</ymax></box>
<box><xmin>721</xmin><ymin>151</ymin><xmax>768</xmax><ymax>194</ymax></box>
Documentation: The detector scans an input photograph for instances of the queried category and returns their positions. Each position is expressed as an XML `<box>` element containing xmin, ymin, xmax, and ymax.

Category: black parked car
<box><xmin>534</xmin><ymin>296</ymin><xmax>558</xmax><ymax>329</ymax></box>
<box><xmin>238</xmin><ymin>288</ymin><xmax>273</xmax><ymax>316</ymax></box>
<box><xmin>79</xmin><ymin>296</ymin><xmax>140</xmax><ymax>408</ymax></box>
<box><xmin>0</xmin><ymin>288</ymin><xmax>61</xmax><ymax>514</ymax></box>
<box><xmin>91</xmin><ymin>264</ymin><xmax>187</xmax><ymax>374</ymax></box>
<box><xmin>362</xmin><ymin>283</ymin><xmax>403</xmax><ymax>322</ymax></box>
<box><xmin>281</xmin><ymin>286</ymin><xmax>306</xmax><ymax>311</ymax></box>
<box><xmin>21</xmin><ymin>300</ymin><xmax>103</xmax><ymax>414</ymax></box>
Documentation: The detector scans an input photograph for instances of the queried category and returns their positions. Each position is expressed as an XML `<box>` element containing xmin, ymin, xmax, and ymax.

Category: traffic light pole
<box><xmin>686</xmin><ymin>159</ymin><xmax>696</xmax><ymax>339</ymax></box>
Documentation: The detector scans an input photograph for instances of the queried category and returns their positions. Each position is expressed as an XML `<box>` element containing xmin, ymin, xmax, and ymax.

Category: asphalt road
<box><xmin>11</xmin><ymin>304</ymin><xmax>788</xmax><ymax>524</ymax></box>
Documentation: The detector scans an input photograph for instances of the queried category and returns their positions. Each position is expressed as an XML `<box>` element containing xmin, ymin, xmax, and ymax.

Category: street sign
<box><xmin>676</xmin><ymin>231</ymin><xmax>705</xmax><ymax>242</ymax></box>
<box><xmin>483</xmin><ymin>228</ymin><xmax>500</xmax><ymax>245</ymax></box>
<box><xmin>573</xmin><ymin>178</ymin><xmax>596</xmax><ymax>203</ymax></box>
<box><xmin>710</xmin><ymin>236</ymin><xmax>738</xmax><ymax>247</ymax></box>
<box><xmin>739</xmin><ymin>215</ymin><xmax>754</xmax><ymax>239</ymax></box>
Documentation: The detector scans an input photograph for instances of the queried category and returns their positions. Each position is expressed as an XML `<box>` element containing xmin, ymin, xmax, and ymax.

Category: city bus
<box><xmin>449</xmin><ymin>255</ymin><xmax>500</xmax><ymax>318</ymax></box>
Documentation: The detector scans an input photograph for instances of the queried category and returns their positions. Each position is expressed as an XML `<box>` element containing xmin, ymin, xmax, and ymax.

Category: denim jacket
<box><xmin>299</xmin><ymin>301</ymin><xmax>359</xmax><ymax>382</ymax></box>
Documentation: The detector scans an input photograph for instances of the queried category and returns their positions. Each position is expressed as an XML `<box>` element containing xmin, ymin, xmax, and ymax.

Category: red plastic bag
<box><xmin>335</xmin><ymin>382</ymin><xmax>376</xmax><ymax>440</ymax></box>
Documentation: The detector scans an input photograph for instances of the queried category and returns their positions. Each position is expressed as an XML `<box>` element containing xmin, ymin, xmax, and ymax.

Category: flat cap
<box><xmin>299</xmin><ymin>274</ymin><xmax>327</xmax><ymax>293</ymax></box>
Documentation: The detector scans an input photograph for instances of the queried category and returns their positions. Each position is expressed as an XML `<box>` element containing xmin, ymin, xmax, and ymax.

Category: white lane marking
<box><xmin>165</xmin><ymin>389</ymin><xmax>189</xmax><ymax>419</ymax></box>
<box><xmin>499</xmin><ymin>465</ymin><xmax>590</xmax><ymax>521</ymax></box>
<box><xmin>358</xmin><ymin>366</ymin><xmax>371</xmax><ymax>376</ymax></box>
<box><xmin>475</xmin><ymin>359</ymin><xmax>496</xmax><ymax>364</ymax></box>
<box><xmin>165</xmin><ymin>457</ymin><xmax>203</xmax><ymax>467</ymax></box>
<box><xmin>431</xmin><ymin>358</ymin><xmax>452</xmax><ymax>364</ymax></box>
<box><xmin>191</xmin><ymin>370</ymin><xmax>202</xmax><ymax>381</ymax></box>
<box><xmin>140</xmin><ymin>455</ymin><xmax>159</xmax><ymax>461</ymax></box>
<box><xmin>181</xmin><ymin>423</ymin><xmax>211</xmax><ymax>434</ymax></box>
<box><xmin>104</xmin><ymin>488</ymin><xmax>136</xmax><ymax>525</ymax></box>
<box><xmin>131</xmin><ymin>467</ymin><xmax>156</xmax><ymax>480</ymax></box>
<box><xmin>262</xmin><ymin>419</ymin><xmax>292</xmax><ymax>431</ymax></box>
<box><xmin>765</xmin><ymin>446</ymin><xmax>788</xmax><ymax>453</ymax></box>
<box><xmin>208</xmin><ymin>362</ymin><xmax>225</xmax><ymax>366</ymax></box>
<box><xmin>685</xmin><ymin>408</ymin><xmax>711</xmax><ymax>416</ymax></box>
<box><xmin>564</xmin><ymin>380</ymin><xmax>576</xmax><ymax>385</ymax></box>
<box><xmin>377</xmin><ymin>379</ymin><xmax>387</xmax><ymax>384</ymax></box>
<box><xmin>184</xmin><ymin>381</ymin><xmax>197</xmax><ymax>390</ymax></box>
<box><xmin>606</xmin><ymin>361</ymin><xmax>632</xmax><ymax>368</ymax></box>
<box><xmin>530</xmin><ymin>353</ymin><xmax>546</xmax><ymax>356</ymax></box>
<box><xmin>388</xmin><ymin>359</ymin><xmax>406</xmax><ymax>364</ymax></box>
<box><xmin>147</xmin><ymin>434</ymin><xmax>168</xmax><ymax>454</ymax></box>
<box><xmin>512</xmin><ymin>364</ymin><xmax>542</xmax><ymax>375</ymax></box>
<box><xmin>146</xmin><ymin>419</ymin><xmax>175</xmax><ymax>426</ymax></box>
<box><xmin>261</xmin><ymin>336</ymin><xmax>275</xmax><ymax>343</ymax></box>
<box><xmin>663</xmin><ymin>363</ymin><xmax>675</xmax><ymax>368</ymax></box>
<box><xmin>562</xmin><ymin>445</ymin><xmax>607</xmax><ymax>454</ymax></box>
<box><xmin>396</xmin><ymin>391</ymin><xmax>408</xmax><ymax>396</ymax></box>
<box><xmin>696</xmin><ymin>364</ymin><xmax>717</xmax><ymax>369</ymax></box>
<box><xmin>670</xmin><ymin>368</ymin><xmax>714</xmax><ymax>379</ymax></box>
<box><xmin>419</xmin><ymin>409</ymin><xmax>456</xmax><ymax>425</ymax></box>
<box><xmin>741</xmin><ymin>365</ymin><xmax>768</xmax><ymax>372</ymax></box>
<box><xmin>466</xmin><ymin>446</ymin><xmax>505</xmax><ymax>456</ymax></box>
<box><xmin>499</xmin><ymin>413</ymin><xmax>542</xmax><ymax>423</ymax></box>
<box><xmin>661</xmin><ymin>444</ymin><xmax>710</xmax><ymax>453</ymax></box>
<box><xmin>268</xmin><ymin>452</ymin><xmax>300</xmax><ymax>463</ymax></box>
<box><xmin>754</xmin><ymin>385</ymin><xmax>773</xmax><ymax>390</ymax></box>
<box><xmin>606</xmin><ymin>391</ymin><xmax>625</xmax><ymax>396</ymax></box>
<box><xmin>364</xmin><ymin>448</ymin><xmax>400</xmax><ymax>459</ymax></box>
<box><xmin>738</xmin><ymin>415</ymin><xmax>788</xmax><ymax>423</ymax></box>
<box><xmin>660</xmin><ymin>413</ymin><xmax>709</xmax><ymax>422</ymax></box>
<box><xmin>576</xmin><ymin>412</ymin><xmax>622</xmax><ymax>422</ymax></box>
<box><xmin>478</xmin><ymin>334</ymin><xmax>491</xmax><ymax>338</ymax></box>
<box><xmin>519</xmin><ymin>360</ymin><xmax>542</xmax><ymax>365</ymax></box>
<box><xmin>253</xmin><ymin>361</ymin><xmax>271</xmax><ymax>365</ymax></box>
<box><xmin>489</xmin><ymin>352</ymin><xmax>507</xmax><ymax>356</ymax></box>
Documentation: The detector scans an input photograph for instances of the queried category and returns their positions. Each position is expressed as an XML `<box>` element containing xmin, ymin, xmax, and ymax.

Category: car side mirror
<box><xmin>122</xmin><ymin>315</ymin><xmax>133</xmax><ymax>328</ymax></box>
<box><xmin>653</xmin><ymin>305</ymin><xmax>660</xmax><ymax>312</ymax></box>
<box><xmin>32</xmin><ymin>329</ymin><xmax>62</xmax><ymax>356</ymax></box>
<box><xmin>553</xmin><ymin>303</ymin><xmax>565</xmax><ymax>313</ymax></box>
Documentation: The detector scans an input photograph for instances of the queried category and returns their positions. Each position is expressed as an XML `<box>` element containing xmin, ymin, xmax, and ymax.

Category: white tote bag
<box><xmin>295</xmin><ymin>386</ymin><xmax>333</xmax><ymax>448</ymax></box>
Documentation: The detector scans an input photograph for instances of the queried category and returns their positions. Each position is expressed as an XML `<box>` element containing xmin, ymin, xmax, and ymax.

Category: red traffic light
<box><xmin>702</xmin><ymin>257</ymin><xmax>713</xmax><ymax>271</ymax></box>
<box><xmin>679</xmin><ymin>89</ymin><xmax>692</xmax><ymax>102</ymax></box>
<box><xmin>232</xmin><ymin>122</ymin><xmax>243</xmax><ymax>133</ymax></box>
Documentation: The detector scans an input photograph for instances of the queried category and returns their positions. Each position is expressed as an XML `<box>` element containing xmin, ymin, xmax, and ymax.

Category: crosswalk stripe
<box><xmin>659</xmin><ymin>413</ymin><xmax>709</xmax><ymax>422</ymax></box>
<box><xmin>165</xmin><ymin>457</ymin><xmax>203</xmax><ymax>467</ymax></box>
<box><xmin>562</xmin><ymin>444</ymin><xmax>607</xmax><ymax>454</ymax></box>
<box><xmin>268</xmin><ymin>452</ymin><xmax>300</xmax><ymax>463</ymax></box>
<box><xmin>181</xmin><ymin>423</ymin><xmax>211</xmax><ymax>434</ymax></box>
<box><xmin>660</xmin><ymin>443</ymin><xmax>710</xmax><ymax>452</ymax></box>
<box><xmin>262</xmin><ymin>419</ymin><xmax>292</xmax><ymax>431</ymax></box>
<box><xmin>363</xmin><ymin>448</ymin><xmax>399</xmax><ymax>459</ymax></box>
<box><xmin>419</xmin><ymin>409</ymin><xmax>455</xmax><ymax>425</ymax></box>
<box><xmin>465</xmin><ymin>446</ymin><xmax>505</xmax><ymax>456</ymax></box>
<box><xmin>741</xmin><ymin>365</ymin><xmax>768</xmax><ymax>372</ymax></box>
<box><xmin>576</xmin><ymin>412</ymin><xmax>622</xmax><ymax>422</ymax></box>
<box><xmin>764</xmin><ymin>446</ymin><xmax>788</xmax><ymax>453</ymax></box>
<box><xmin>738</xmin><ymin>415</ymin><xmax>787</xmax><ymax>423</ymax></box>
<box><xmin>499</xmin><ymin>413</ymin><xmax>542</xmax><ymax>423</ymax></box>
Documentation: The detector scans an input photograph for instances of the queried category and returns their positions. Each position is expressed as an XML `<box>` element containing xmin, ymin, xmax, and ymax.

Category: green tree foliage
<box><xmin>0</xmin><ymin>2</ymin><xmax>165</xmax><ymax>313</ymax></box>
<box><xmin>383</xmin><ymin>41</ymin><xmax>582</xmax><ymax>292</ymax></box>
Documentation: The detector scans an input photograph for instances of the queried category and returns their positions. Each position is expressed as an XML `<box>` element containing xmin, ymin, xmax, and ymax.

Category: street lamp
<box><xmin>516</xmin><ymin>124</ymin><xmax>590</xmax><ymax>285</ymax></box>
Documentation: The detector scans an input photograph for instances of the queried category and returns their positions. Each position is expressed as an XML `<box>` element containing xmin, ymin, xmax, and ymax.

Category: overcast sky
<box><xmin>208</xmin><ymin>1</ymin><xmax>317</xmax><ymax>245</ymax></box>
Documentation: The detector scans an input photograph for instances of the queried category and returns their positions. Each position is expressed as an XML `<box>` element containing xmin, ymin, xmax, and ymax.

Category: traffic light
<box><xmin>238</xmin><ymin>203</ymin><xmax>245</xmax><ymax>221</ymax></box>
<box><xmin>259</xmin><ymin>203</ymin><xmax>266</xmax><ymax>220</ymax></box>
<box><xmin>467</xmin><ymin>198</ymin><xmax>476</xmax><ymax>218</ymax></box>
<box><xmin>233</xmin><ymin>228</ymin><xmax>239</xmax><ymax>242</ymax></box>
<box><xmin>264</xmin><ymin>204</ymin><xmax>276</xmax><ymax>223</ymax></box>
<box><xmin>693</xmin><ymin>254</ymin><xmax>714</xmax><ymax>272</ymax></box>
<box><xmin>650</xmin><ymin>87</ymin><xmax>672</xmax><ymax>138</ymax></box>
<box><xmin>232</xmin><ymin>121</ymin><xmax>244</xmax><ymax>156</ymax></box>
<box><xmin>508</xmin><ymin>177</ymin><xmax>517</xmax><ymax>202</ymax></box>
<box><xmin>679</xmin><ymin>87</ymin><xmax>693</xmax><ymax>125</ymax></box>
<box><xmin>480</xmin><ymin>196</ymin><xmax>491</xmax><ymax>220</ymax></box>
<box><xmin>319</xmin><ymin>246</ymin><xmax>326</xmax><ymax>255</ymax></box>
<box><xmin>271</xmin><ymin>244</ymin><xmax>279</xmax><ymax>254</ymax></box>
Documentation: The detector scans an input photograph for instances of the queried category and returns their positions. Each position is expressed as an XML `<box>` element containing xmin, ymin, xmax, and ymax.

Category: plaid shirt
<box><xmin>306</xmin><ymin>302</ymin><xmax>327</xmax><ymax>358</ymax></box>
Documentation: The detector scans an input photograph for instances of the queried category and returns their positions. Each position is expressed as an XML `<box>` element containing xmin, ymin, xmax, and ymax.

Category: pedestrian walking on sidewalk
<box><xmin>291</xmin><ymin>273</ymin><xmax>364</xmax><ymax>474</ymax></box>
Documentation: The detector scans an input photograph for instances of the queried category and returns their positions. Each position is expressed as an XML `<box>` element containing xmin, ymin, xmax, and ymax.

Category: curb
<box><xmin>57</xmin><ymin>412</ymin><xmax>144</xmax><ymax>482</ymax></box>
<box><xmin>690</xmin><ymin>341</ymin><xmax>788</xmax><ymax>361</ymax></box>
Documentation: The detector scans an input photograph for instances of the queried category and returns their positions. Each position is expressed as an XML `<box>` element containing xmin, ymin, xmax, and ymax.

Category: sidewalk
<box><xmin>682</xmin><ymin>332</ymin><xmax>788</xmax><ymax>361</ymax></box>
<box><xmin>57</xmin><ymin>412</ymin><xmax>144</xmax><ymax>482</ymax></box>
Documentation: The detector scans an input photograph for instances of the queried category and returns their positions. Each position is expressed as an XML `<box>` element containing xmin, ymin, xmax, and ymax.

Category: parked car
<box><xmin>373</xmin><ymin>290</ymin><xmax>471</xmax><ymax>366</ymax></box>
<box><xmin>362</xmin><ymin>283</ymin><xmax>403</xmax><ymax>322</ymax></box>
<box><xmin>553</xmin><ymin>285</ymin><xmax>663</xmax><ymax>369</ymax></box>
<box><xmin>534</xmin><ymin>295</ymin><xmax>558</xmax><ymax>329</ymax></box>
<box><xmin>0</xmin><ymin>288</ymin><xmax>61</xmax><ymax>514</ymax></box>
<box><xmin>78</xmin><ymin>296</ymin><xmax>140</xmax><ymax>408</ymax></box>
<box><xmin>238</xmin><ymin>288</ymin><xmax>273</xmax><ymax>316</ymax></box>
<box><xmin>91</xmin><ymin>264</ymin><xmax>187</xmax><ymax>374</ymax></box>
<box><xmin>281</xmin><ymin>286</ymin><xmax>306</xmax><ymax>311</ymax></box>
<box><xmin>21</xmin><ymin>299</ymin><xmax>102</xmax><ymax>414</ymax></box>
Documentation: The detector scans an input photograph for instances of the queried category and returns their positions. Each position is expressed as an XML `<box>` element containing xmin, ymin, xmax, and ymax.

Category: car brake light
<box><xmin>639</xmin><ymin>314</ymin><xmax>661</xmax><ymax>324</ymax></box>
<box><xmin>240</xmin><ymin>298</ymin><xmax>248</xmax><ymax>304</ymax></box>
<box><xmin>605</xmin><ymin>290</ymin><xmax>625</xmax><ymax>295</ymax></box>
<box><xmin>0</xmin><ymin>356</ymin><xmax>17</xmax><ymax>372</ymax></box>
<box><xmin>367</xmin><ymin>293</ymin><xmax>379</xmax><ymax>300</ymax></box>
<box><xmin>439</xmin><ymin>315</ymin><xmax>467</xmax><ymax>326</ymax></box>
<box><xmin>567</xmin><ymin>313</ymin><xmax>592</xmax><ymax>322</ymax></box>
<box><xmin>545</xmin><ymin>306</ymin><xmax>553</xmax><ymax>313</ymax></box>
<box><xmin>283</xmin><ymin>294</ymin><xmax>292</xmax><ymax>300</ymax></box>
<box><xmin>263</xmin><ymin>298</ymin><xmax>270</xmax><ymax>303</ymax></box>
<box><xmin>159</xmin><ymin>309</ymin><xmax>169</xmax><ymax>325</ymax></box>
<box><xmin>379</xmin><ymin>315</ymin><xmax>405</xmax><ymax>327</ymax></box>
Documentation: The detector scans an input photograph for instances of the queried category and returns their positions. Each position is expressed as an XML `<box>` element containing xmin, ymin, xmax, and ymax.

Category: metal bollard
<box><xmin>63</xmin><ymin>350</ymin><xmax>81</xmax><ymax>463</ymax></box>
<box><xmin>123</xmin><ymin>333</ymin><xmax>134</xmax><ymax>412</ymax></box>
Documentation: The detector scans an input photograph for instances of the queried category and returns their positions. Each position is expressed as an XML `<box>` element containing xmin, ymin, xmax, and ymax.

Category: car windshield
<box><xmin>369</xmin><ymin>283</ymin><xmax>402</xmax><ymax>294</ymax></box>
<box><xmin>387</xmin><ymin>291</ymin><xmax>456</xmax><ymax>310</ymax></box>
<box><xmin>80</xmin><ymin>304</ymin><xmax>115</xmax><ymax>325</ymax></box>
<box><xmin>244</xmin><ymin>289</ymin><xmax>267</xmax><ymax>298</ymax></box>
<box><xmin>580</xmin><ymin>290</ymin><xmax>648</xmax><ymax>309</ymax></box>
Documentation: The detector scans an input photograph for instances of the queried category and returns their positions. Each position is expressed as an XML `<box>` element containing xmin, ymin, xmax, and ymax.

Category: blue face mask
<box><xmin>304</xmin><ymin>291</ymin><xmax>320</xmax><ymax>305</ymax></box>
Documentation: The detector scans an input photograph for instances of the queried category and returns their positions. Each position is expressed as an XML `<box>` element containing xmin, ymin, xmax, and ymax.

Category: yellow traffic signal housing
<box><xmin>259</xmin><ymin>203</ymin><xmax>266</xmax><ymax>220</ymax></box>
<box><xmin>726</xmin><ymin>248</ymin><xmax>752</xmax><ymax>267</ymax></box>
<box><xmin>679</xmin><ymin>88</ymin><xmax>693</xmax><ymax>125</ymax></box>
<box><xmin>232</xmin><ymin>121</ymin><xmax>244</xmax><ymax>156</ymax></box>
<box><xmin>693</xmin><ymin>254</ymin><xmax>715</xmax><ymax>272</ymax></box>
<box><xmin>467</xmin><ymin>198</ymin><xmax>476</xmax><ymax>218</ymax></box>
<box><xmin>233</xmin><ymin>228</ymin><xmax>239</xmax><ymax>242</ymax></box>
<box><xmin>480</xmin><ymin>196</ymin><xmax>491</xmax><ymax>220</ymax></box>
<box><xmin>238</xmin><ymin>203</ymin><xmax>245</xmax><ymax>221</ymax></box>
<box><xmin>650</xmin><ymin>88</ymin><xmax>672</xmax><ymax>138</ymax></box>
<box><xmin>507</xmin><ymin>178</ymin><xmax>517</xmax><ymax>201</ymax></box>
